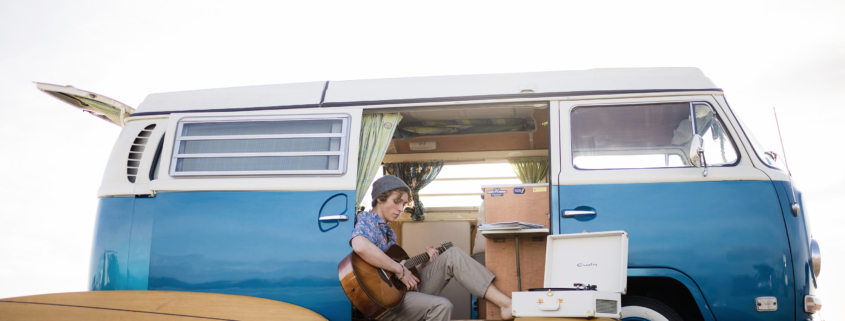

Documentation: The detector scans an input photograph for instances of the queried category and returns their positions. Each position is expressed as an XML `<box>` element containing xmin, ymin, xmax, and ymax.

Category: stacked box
<box><xmin>481</xmin><ymin>183</ymin><xmax>550</xmax><ymax>320</ymax></box>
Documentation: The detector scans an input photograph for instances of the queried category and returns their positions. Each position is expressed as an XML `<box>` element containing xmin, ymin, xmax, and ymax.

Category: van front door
<box><xmin>552</xmin><ymin>98</ymin><xmax>795</xmax><ymax>321</ymax></box>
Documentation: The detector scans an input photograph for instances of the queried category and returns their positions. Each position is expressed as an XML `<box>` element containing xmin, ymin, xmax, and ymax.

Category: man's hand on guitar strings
<box><xmin>425</xmin><ymin>246</ymin><xmax>439</xmax><ymax>263</ymax></box>
<box><xmin>397</xmin><ymin>260</ymin><xmax>419</xmax><ymax>291</ymax></box>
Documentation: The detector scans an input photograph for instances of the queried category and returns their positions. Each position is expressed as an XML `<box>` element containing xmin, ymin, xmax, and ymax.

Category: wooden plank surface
<box><xmin>0</xmin><ymin>291</ymin><xmax>327</xmax><ymax>321</ymax></box>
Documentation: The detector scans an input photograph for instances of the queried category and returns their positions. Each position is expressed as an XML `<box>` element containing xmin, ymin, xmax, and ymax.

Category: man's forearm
<box><xmin>351</xmin><ymin>236</ymin><xmax>403</xmax><ymax>274</ymax></box>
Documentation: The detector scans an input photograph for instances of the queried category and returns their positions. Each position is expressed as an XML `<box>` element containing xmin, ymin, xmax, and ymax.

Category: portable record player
<box><xmin>512</xmin><ymin>231</ymin><xmax>628</xmax><ymax>319</ymax></box>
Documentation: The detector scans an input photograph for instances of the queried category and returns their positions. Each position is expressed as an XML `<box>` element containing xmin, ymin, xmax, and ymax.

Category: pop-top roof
<box><xmin>133</xmin><ymin>67</ymin><xmax>718</xmax><ymax>115</ymax></box>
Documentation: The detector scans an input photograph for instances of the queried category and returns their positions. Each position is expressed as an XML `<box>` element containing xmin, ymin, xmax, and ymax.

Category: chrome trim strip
<box><xmin>175</xmin><ymin>151</ymin><xmax>344</xmax><ymax>158</ymax></box>
<box><xmin>811</xmin><ymin>239</ymin><xmax>821</xmax><ymax>278</ymax></box>
<box><xmin>563</xmin><ymin>210</ymin><xmax>596</xmax><ymax>216</ymax></box>
<box><xmin>178</xmin><ymin>133</ymin><xmax>346</xmax><ymax>140</ymax></box>
<box><xmin>319</xmin><ymin>215</ymin><xmax>349</xmax><ymax>222</ymax></box>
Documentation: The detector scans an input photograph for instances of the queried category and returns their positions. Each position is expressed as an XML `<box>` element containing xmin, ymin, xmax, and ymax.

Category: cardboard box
<box><xmin>481</xmin><ymin>183</ymin><xmax>550</xmax><ymax>320</ymax></box>
<box><xmin>482</xmin><ymin>183</ymin><xmax>550</xmax><ymax>226</ymax></box>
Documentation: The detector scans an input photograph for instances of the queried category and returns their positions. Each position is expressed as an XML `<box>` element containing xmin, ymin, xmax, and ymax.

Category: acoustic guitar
<box><xmin>337</xmin><ymin>241</ymin><xmax>453</xmax><ymax>319</ymax></box>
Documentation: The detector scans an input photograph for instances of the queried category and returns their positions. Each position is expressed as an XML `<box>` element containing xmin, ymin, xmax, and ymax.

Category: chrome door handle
<box><xmin>563</xmin><ymin>210</ymin><xmax>596</xmax><ymax>216</ymax></box>
<box><xmin>319</xmin><ymin>215</ymin><xmax>349</xmax><ymax>222</ymax></box>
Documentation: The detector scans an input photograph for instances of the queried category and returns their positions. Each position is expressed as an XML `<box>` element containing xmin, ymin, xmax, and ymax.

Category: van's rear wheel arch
<box><xmin>624</xmin><ymin>277</ymin><xmax>704</xmax><ymax>321</ymax></box>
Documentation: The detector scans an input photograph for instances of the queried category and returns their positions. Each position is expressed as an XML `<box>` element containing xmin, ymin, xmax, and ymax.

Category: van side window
<box><xmin>693</xmin><ymin>103</ymin><xmax>738</xmax><ymax>166</ymax></box>
<box><xmin>571</xmin><ymin>102</ymin><xmax>738</xmax><ymax>169</ymax></box>
<box><xmin>170</xmin><ymin>114</ymin><xmax>350</xmax><ymax>176</ymax></box>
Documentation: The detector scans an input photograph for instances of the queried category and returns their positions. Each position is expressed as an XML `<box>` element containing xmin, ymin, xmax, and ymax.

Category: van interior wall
<box><xmin>378</xmin><ymin>103</ymin><xmax>550</xmax><ymax>254</ymax></box>
<box><xmin>388</xmin><ymin>220</ymin><xmax>481</xmax><ymax>252</ymax></box>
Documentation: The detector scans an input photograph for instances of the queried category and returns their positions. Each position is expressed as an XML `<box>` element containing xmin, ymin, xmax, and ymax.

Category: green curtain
<box><xmin>356</xmin><ymin>113</ymin><xmax>403</xmax><ymax>210</ymax></box>
<box><xmin>383</xmin><ymin>161</ymin><xmax>444</xmax><ymax>221</ymax></box>
<box><xmin>508</xmin><ymin>156</ymin><xmax>549</xmax><ymax>183</ymax></box>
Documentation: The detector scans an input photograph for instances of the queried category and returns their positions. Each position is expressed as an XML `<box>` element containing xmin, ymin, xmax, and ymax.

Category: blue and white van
<box><xmin>36</xmin><ymin>67</ymin><xmax>822</xmax><ymax>320</ymax></box>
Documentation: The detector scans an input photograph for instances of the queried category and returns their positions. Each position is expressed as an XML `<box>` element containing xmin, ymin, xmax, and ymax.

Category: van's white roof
<box><xmin>134</xmin><ymin>67</ymin><xmax>718</xmax><ymax>115</ymax></box>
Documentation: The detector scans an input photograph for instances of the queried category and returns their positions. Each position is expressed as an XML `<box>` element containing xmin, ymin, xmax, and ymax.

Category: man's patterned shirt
<box><xmin>350</xmin><ymin>210</ymin><xmax>397</xmax><ymax>251</ymax></box>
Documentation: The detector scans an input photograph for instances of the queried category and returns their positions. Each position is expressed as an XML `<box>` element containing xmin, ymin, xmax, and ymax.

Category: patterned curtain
<box><xmin>356</xmin><ymin>114</ymin><xmax>403</xmax><ymax>210</ymax></box>
<box><xmin>383</xmin><ymin>161</ymin><xmax>444</xmax><ymax>221</ymax></box>
<box><xmin>508</xmin><ymin>156</ymin><xmax>549</xmax><ymax>183</ymax></box>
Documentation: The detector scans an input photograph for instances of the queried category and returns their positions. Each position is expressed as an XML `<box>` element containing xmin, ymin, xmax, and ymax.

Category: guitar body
<box><xmin>338</xmin><ymin>245</ymin><xmax>418</xmax><ymax>319</ymax></box>
<box><xmin>340</xmin><ymin>243</ymin><xmax>452</xmax><ymax>320</ymax></box>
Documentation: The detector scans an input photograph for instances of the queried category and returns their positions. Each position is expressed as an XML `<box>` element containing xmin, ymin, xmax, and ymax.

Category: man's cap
<box><xmin>372</xmin><ymin>175</ymin><xmax>410</xmax><ymax>200</ymax></box>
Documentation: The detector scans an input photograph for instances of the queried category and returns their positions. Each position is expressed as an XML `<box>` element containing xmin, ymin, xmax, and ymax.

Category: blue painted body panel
<box><xmin>627</xmin><ymin>268</ymin><xmax>716</xmax><ymax>321</ymax></box>
<box><xmin>89</xmin><ymin>197</ymin><xmax>134</xmax><ymax>291</ymax></box>
<box><xmin>556</xmin><ymin>181</ymin><xmax>795</xmax><ymax>320</ymax></box>
<box><xmin>772</xmin><ymin>181</ymin><xmax>815</xmax><ymax>321</ymax></box>
<box><xmin>86</xmin><ymin>182</ymin><xmax>811</xmax><ymax>321</ymax></box>
<box><xmin>146</xmin><ymin>191</ymin><xmax>354</xmax><ymax>321</ymax></box>
<box><xmin>89</xmin><ymin>191</ymin><xmax>355</xmax><ymax>321</ymax></box>
<box><xmin>127</xmin><ymin>197</ymin><xmax>155</xmax><ymax>290</ymax></box>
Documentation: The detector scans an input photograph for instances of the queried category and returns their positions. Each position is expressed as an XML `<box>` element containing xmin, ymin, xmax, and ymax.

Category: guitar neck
<box><xmin>403</xmin><ymin>244</ymin><xmax>450</xmax><ymax>269</ymax></box>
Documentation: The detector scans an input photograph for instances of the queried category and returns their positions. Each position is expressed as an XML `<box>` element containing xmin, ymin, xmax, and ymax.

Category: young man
<box><xmin>350</xmin><ymin>175</ymin><xmax>513</xmax><ymax>321</ymax></box>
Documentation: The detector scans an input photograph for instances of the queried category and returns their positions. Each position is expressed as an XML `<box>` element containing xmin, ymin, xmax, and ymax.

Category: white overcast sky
<box><xmin>1</xmin><ymin>1</ymin><xmax>843</xmax><ymax>319</ymax></box>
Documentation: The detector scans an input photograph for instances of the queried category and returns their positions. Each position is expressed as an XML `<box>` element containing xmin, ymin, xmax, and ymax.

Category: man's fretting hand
<box><xmin>425</xmin><ymin>246</ymin><xmax>439</xmax><ymax>263</ymax></box>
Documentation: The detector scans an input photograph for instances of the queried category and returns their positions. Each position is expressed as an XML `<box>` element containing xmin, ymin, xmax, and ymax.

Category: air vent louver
<box><xmin>127</xmin><ymin>124</ymin><xmax>156</xmax><ymax>183</ymax></box>
<box><xmin>596</xmin><ymin>299</ymin><xmax>617</xmax><ymax>314</ymax></box>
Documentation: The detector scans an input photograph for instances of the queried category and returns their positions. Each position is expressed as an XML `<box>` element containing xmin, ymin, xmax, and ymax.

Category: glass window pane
<box><xmin>182</xmin><ymin>119</ymin><xmax>343</xmax><ymax>136</ymax></box>
<box><xmin>733</xmin><ymin>112</ymin><xmax>782</xmax><ymax>169</ymax></box>
<box><xmin>176</xmin><ymin>156</ymin><xmax>339</xmax><ymax>172</ymax></box>
<box><xmin>694</xmin><ymin>104</ymin><xmax>738</xmax><ymax>165</ymax></box>
<box><xmin>574</xmin><ymin>154</ymin><xmax>687</xmax><ymax>169</ymax></box>
<box><xmin>172</xmin><ymin>115</ymin><xmax>348</xmax><ymax>176</ymax></box>
<box><xmin>572</xmin><ymin>103</ymin><xmax>694</xmax><ymax>169</ymax></box>
<box><xmin>178</xmin><ymin>137</ymin><xmax>340</xmax><ymax>154</ymax></box>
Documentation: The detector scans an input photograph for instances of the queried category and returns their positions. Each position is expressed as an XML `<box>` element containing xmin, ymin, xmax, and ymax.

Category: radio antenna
<box><xmin>773</xmin><ymin>107</ymin><xmax>800</xmax><ymax>216</ymax></box>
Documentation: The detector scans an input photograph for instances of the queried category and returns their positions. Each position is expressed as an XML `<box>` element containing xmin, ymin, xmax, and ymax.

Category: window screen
<box><xmin>571</xmin><ymin>102</ymin><xmax>737</xmax><ymax>169</ymax></box>
<box><xmin>170</xmin><ymin>114</ymin><xmax>350</xmax><ymax>176</ymax></box>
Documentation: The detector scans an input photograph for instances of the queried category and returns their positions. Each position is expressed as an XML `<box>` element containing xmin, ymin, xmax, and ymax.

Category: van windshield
<box><xmin>733</xmin><ymin>112</ymin><xmax>784</xmax><ymax>170</ymax></box>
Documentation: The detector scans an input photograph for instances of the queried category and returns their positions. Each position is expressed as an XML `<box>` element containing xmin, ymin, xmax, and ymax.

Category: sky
<box><xmin>1</xmin><ymin>1</ymin><xmax>843</xmax><ymax>319</ymax></box>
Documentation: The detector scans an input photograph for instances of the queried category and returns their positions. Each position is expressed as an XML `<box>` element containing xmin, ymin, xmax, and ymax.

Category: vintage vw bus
<box><xmin>33</xmin><ymin>67</ymin><xmax>821</xmax><ymax>320</ymax></box>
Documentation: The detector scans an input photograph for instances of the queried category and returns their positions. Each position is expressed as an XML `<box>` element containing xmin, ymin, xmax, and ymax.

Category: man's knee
<box><xmin>432</xmin><ymin>296</ymin><xmax>453</xmax><ymax>312</ymax></box>
<box><xmin>442</xmin><ymin>246</ymin><xmax>465</xmax><ymax>258</ymax></box>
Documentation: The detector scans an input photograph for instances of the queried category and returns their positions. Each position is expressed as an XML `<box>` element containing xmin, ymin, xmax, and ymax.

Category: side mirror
<box><xmin>689</xmin><ymin>134</ymin><xmax>704</xmax><ymax>167</ymax></box>
<box><xmin>689</xmin><ymin>134</ymin><xmax>709</xmax><ymax>177</ymax></box>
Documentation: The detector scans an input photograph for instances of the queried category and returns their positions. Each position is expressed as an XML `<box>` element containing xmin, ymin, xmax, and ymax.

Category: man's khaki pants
<box><xmin>379</xmin><ymin>247</ymin><xmax>496</xmax><ymax>321</ymax></box>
